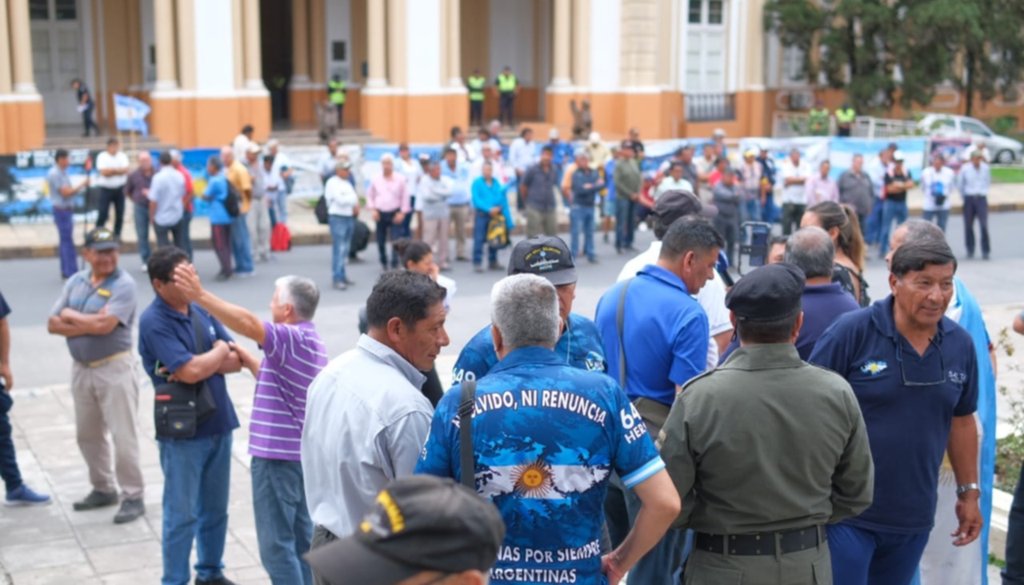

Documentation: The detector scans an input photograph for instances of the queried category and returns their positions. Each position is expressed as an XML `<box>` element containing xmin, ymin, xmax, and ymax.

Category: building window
<box><xmin>55</xmin><ymin>0</ymin><xmax>77</xmax><ymax>20</ymax></box>
<box><xmin>688</xmin><ymin>0</ymin><xmax>702</xmax><ymax>24</ymax></box>
<box><xmin>708</xmin><ymin>0</ymin><xmax>724</xmax><ymax>24</ymax></box>
<box><xmin>30</xmin><ymin>0</ymin><xmax>49</xmax><ymax>20</ymax></box>
<box><xmin>689</xmin><ymin>0</ymin><xmax>725</xmax><ymax>26</ymax></box>
<box><xmin>782</xmin><ymin>45</ymin><xmax>805</xmax><ymax>84</ymax></box>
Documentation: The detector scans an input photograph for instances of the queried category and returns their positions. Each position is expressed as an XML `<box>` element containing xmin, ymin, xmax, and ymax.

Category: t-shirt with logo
<box><xmin>452</xmin><ymin>313</ymin><xmax>607</xmax><ymax>384</ymax></box>
<box><xmin>809</xmin><ymin>296</ymin><xmax>978</xmax><ymax>533</ymax></box>
<box><xmin>417</xmin><ymin>346</ymin><xmax>664</xmax><ymax>585</ymax></box>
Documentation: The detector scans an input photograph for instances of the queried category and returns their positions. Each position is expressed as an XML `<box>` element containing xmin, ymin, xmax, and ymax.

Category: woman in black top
<box><xmin>802</xmin><ymin>201</ymin><xmax>871</xmax><ymax>307</ymax></box>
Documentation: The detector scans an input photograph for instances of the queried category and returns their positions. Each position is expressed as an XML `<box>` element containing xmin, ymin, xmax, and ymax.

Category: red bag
<box><xmin>271</xmin><ymin>223</ymin><xmax>292</xmax><ymax>251</ymax></box>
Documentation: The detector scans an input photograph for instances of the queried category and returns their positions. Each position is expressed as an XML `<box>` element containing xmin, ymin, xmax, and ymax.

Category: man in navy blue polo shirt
<box><xmin>594</xmin><ymin>215</ymin><xmax>723</xmax><ymax>585</ymax></box>
<box><xmin>810</xmin><ymin>238</ymin><xmax>982</xmax><ymax>585</ymax></box>
<box><xmin>452</xmin><ymin>236</ymin><xmax>606</xmax><ymax>384</ymax></box>
<box><xmin>138</xmin><ymin>246</ymin><xmax>246</xmax><ymax>585</ymax></box>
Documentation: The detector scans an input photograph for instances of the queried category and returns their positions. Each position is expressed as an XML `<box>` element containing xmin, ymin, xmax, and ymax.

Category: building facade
<box><xmin>0</xmin><ymin>0</ymin><xmax>1021</xmax><ymax>153</ymax></box>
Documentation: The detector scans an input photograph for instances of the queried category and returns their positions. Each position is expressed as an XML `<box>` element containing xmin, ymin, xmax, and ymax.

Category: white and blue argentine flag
<box><xmin>113</xmin><ymin>94</ymin><xmax>151</xmax><ymax>136</ymax></box>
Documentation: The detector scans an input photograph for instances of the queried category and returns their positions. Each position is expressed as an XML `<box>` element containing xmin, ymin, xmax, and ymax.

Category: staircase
<box><xmin>269</xmin><ymin>125</ymin><xmax>386</xmax><ymax>146</ymax></box>
<box><xmin>44</xmin><ymin>127</ymin><xmax>166</xmax><ymax>152</ymax></box>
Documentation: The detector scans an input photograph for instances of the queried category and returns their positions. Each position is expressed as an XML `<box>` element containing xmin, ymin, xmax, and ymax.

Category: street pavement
<box><xmin>1</xmin><ymin>213</ymin><xmax>1022</xmax><ymax>583</ymax></box>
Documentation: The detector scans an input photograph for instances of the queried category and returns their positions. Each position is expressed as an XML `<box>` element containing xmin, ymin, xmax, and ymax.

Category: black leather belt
<box><xmin>695</xmin><ymin>526</ymin><xmax>826</xmax><ymax>556</ymax></box>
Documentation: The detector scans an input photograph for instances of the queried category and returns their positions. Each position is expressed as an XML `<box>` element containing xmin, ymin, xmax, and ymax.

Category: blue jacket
<box><xmin>471</xmin><ymin>176</ymin><xmax>514</xmax><ymax>229</ymax></box>
<box><xmin>203</xmin><ymin>174</ymin><xmax>232</xmax><ymax>225</ymax></box>
<box><xmin>570</xmin><ymin>167</ymin><xmax>604</xmax><ymax>207</ymax></box>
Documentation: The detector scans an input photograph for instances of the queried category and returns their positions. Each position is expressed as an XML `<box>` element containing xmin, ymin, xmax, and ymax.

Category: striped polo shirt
<box><xmin>250</xmin><ymin>321</ymin><xmax>329</xmax><ymax>461</ymax></box>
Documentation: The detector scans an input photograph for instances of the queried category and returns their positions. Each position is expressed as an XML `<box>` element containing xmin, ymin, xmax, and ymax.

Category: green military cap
<box><xmin>726</xmin><ymin>263</ymin><xmax>805</xmax><ymax>322</ymax></box>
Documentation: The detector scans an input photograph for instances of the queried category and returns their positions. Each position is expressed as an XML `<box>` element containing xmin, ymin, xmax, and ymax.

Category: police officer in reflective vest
<box><xmin>835</xmin><ymin>102</ymin><xmax>856</xmax><ymax>137</ymax></box>
<box><xmin>327</xmin><ymin>74</ymin><xmax>347</xmax><ymax>128</ymax></box>
<box><xmin>467</xmin><ymin>69</ymin><xmax>486</xmax><ymax>127</ymax></box>
<box><xmin>496</xmin><ymin>65</ymin><xmax>518</xmax><ymax>127</ymax></box>
<box><xmin>808</xmin><ymin>99</ymin><xmax>830</xmax><ymax>136</ymax></box>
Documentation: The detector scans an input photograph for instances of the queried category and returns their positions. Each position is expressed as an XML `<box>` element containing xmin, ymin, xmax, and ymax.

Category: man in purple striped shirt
<box><xmin>172</xmin><ymin>266</ymin><xmax>328</xmax><ymax>585</ymax></box>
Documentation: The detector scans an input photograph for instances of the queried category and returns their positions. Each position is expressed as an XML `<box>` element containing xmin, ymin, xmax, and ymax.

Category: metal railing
<box><xmin>686</xmin><ymin>93</ymin><xmax>736</xmax><ymax>122</ymax></box>
<box><xmin>771</xmin><ymin>112</ymin><xmax>921</xmax><ymax>138</ymax></box>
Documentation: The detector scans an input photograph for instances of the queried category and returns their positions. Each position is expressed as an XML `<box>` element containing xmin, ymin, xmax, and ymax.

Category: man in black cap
<box><xmin>306</xmin><ymin>475</ymin><xmax>504</xmax><ymax>585</ymax></box>
<box><xmin>451</xmin><ymin>235</ymin><xmax>606</xmax><ymax>384</ymax></box>
<box><xmin>660</xmin><ymin>263</ymin><xmax>874</xmax><ymax>584</ymax></box>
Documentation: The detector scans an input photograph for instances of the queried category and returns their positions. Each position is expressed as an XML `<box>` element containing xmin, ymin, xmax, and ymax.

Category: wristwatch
<box><xmin>956</xmin><ymin>483</ymin><xmax>981</xmax><ymax>497</ymax></box>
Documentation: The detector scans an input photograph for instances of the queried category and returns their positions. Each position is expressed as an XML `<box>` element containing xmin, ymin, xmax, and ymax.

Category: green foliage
<box><xmin>989</xmin><ymin>116</ymin><xmax>1020</xmax><ymax>135</ymax></box>
<box><xmin>996</xmin><ymin>327</ymin><xmax>1024</xmax><ymax>493</ymax></box>
<box><xmin>764</xmin><ymin>0</ymin><xmax>1024</xmax><ymax>115</ymax></box>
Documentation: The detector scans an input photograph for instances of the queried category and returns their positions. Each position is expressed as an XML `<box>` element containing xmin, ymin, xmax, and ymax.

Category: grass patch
<box><xmin>992</xmin><ymin>167</ymin><xmax>1024</xmax><ymax>184</ymax></box>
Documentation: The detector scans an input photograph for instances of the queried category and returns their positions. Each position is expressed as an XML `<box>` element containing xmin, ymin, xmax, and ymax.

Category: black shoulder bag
<box><xmin>153</xmin><ymin>310</ymin><xmax>219</xmax><ymax>439</ymax></box>
<box><xmin>458</xmin><ymin>380</ymin><xmax>477</xmax><ymax>490</ymax></box>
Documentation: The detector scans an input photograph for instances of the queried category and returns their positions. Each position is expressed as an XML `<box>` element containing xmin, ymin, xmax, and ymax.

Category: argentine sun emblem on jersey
<box><xmin>860</xmin><ymin>360</ymin><xmax>888</xmax><ymax>376</ymax></box>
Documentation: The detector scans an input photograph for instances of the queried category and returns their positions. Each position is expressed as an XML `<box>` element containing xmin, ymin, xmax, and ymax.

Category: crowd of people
<box><xmin>2</xmin><ymin>118</ymin><xmax>1012</xmax><ymax>585</ymax></box>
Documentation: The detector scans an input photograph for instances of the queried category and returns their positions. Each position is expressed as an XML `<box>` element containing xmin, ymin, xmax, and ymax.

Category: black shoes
<box><xmin>73</xmin><ymin>490</ymin><xmax>118</xmax><ymax>511</ymax></box>
<box><xmin>113</xmin><ymin>498</ymin><xmax>145</xmax><ymax>524</ymax></box>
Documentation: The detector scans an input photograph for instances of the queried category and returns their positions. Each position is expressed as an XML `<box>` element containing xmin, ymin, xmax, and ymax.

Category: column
<box><xmin>0</xmin><ymin>0</ymin><xmax>13</xmax><ymax>94</ymax></box>
<box><xmin>365</xmin><ymin>0</ymin><xmax>387</xmax><ymax>87</ymax></box>
<box><xmin>291</xmin><ymin>0</ymin><xmax>310</xmax><ymax>83</ymax></box>
<box><xmin>9</xmin><ymin>0</ymin><xmax>37</xmax><ymax>93</ymax></box>
<box><xmin>386</xmin><ymin>0</ymin><xmax>405</xmax><ymax>87</ymax></box>
<box><xmin>243</xmin><ymin>0</ymin><xmax>263</xmax><ymax>89</ymax></box>
<box><xmin>550</xmin><ymin>0</ymin><xmax>572</xmax><ymax>87</ymax></box>
<box><xmin>572</xmin><ymin>0</ymin><xmax>590</xmax><ymax>87</ymax></box>
<box><xmin>153</xmin><ymin>0</ymin><xmax>178</xmax><ymax>90</ymax></box>
<box><xmin>176</xmin><ymin>0</ymin><xmax>196</xmax><ymax>90</ymax></box>
<box><xmin>309</xmin><ymin>0</ymin><xmax>326</xmax><ymax>83</ymax></box>
<box><xmin>446</xmin><ymin>0</ymin><xmax>462</xmax><ymax>87</ymax></box>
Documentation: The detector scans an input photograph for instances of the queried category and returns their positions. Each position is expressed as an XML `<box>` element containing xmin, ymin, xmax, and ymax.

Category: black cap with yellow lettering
<box><xmin>305</xmin><ymin>476</ymin><xmax>505</xmax><ymax>585</ymax></box>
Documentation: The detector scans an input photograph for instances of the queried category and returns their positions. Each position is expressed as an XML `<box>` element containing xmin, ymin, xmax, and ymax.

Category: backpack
<box><xmin>224</xmin><ymin>180</ymin><xmax>241</xmax><ymax>217</ymax></box>
<box><xmin>314</xmin><ymin>195</ymin><xmax>329</xmax><ymax>225</ymax></box>
<box><xmin>349</xmin><ymin>219</ymin><xmax>370</xmax><ymax>257</ymax></box>
<box><xmin>271</xmin><ymin>223</ymin><xmax>292</xmax><ymax>251</ymax></box>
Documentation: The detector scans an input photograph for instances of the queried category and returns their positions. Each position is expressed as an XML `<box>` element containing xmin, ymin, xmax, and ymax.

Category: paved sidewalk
<box><xmin>2</xmin><ymin>184</ymin><xmax>1022</xmax><ymax>260</ymax></box>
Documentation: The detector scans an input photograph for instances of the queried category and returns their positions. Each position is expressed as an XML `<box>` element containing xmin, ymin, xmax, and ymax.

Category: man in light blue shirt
<box><xmin>957</xmin><ymin>151</ymin><xmax>992</xmax><ymax>259</ymax></box>
<box><xmin>441</xmin><ymin>147</ymin><xmax>472</xmax><ymax>261</ymax></box>
<box><xmin>147</xmin><ymin>151</ymin><xmax>186</xmax><ymax>250</ymax></box>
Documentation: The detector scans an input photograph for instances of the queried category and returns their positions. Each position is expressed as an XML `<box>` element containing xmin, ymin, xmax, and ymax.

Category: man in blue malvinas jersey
<box><xmin>418</xmin><ymin>274</ymin><xmax>680</xmax><ymax>585</ymax></box>
<box><xmin>452</xmin><ymin>236</ymin><xmax>606</xmax><ymax>384</ymax></box>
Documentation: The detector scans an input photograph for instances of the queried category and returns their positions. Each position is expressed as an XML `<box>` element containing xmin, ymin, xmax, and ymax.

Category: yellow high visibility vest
<box><xmin>835</xmin><ymin>107</ymin><xmax>856</xmax><ymax>124</ymax></box>
<box><xmin>467</xmin><ymin>76</ymin><xmax>486</xmax><ymax>101</ymax></box>
<box><xmin>497</xmin><ymin>73</ymin><xmax>517</xmax><ymax>93</ymax></box>
<box><xmin>328</xmin><ymin>80</ymin><xmax>346</xmax><ymax>105</ymax></box>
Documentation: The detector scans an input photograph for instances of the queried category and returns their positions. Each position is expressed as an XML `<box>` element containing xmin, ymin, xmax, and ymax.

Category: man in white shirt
<box><xmin>233</xmin><ymin>124</ymin><xmax>254</xmax><ymax>162</ymax></box>
<box><xmin>324</xmin><ymin>161</ymin><xmax>360</xmax><ymax>290</ymax></box>
<box><xmin>920</xmin><ymin>154</ymin><xmax>956</xmax><ymax>232</ymax></box>
<box><xmin>653</xmin><ymin>162</ymin><xmax>695</xmax><ymax>201</ymax></box>
<box><xmin>509</xmin><ymin>128</ymin><xmax>537</xmax><ymax>176</ymax></box>
<box><xmin>470</xmin><ymin>143</ymin><xmax>511</xmax><ymax>183</ymax></box>
<box><xmin>779</xmin><ymin>148</ymin><xmax>812</xmax><ymax>235</ymax></box>
<box><xmin>302</xmin><ymin>271</ymin><xmax>449</xmax><ymax>585</ymax></box>
<box><xmin>265</xmin><ymin>140</ymin><xmax>292</xmax><ymax>225</ymax></box>
<box><xmin>318</xmin><ymin>138</ymin><xmax>342</xmax><ymax>183</ymax></box>
<box><xmin>417</xmin><ymin>162</ymin><xmax>454</xmax><ymax>270</ymax></box>
<box><xmin>148</xmin><ymin>151</ymin><xmax>187</xmax><ymax>249</ymax></box>
<box><xmin>94</xmin><ymin>137</ymin><xmax>131</xmax><ymax>237</ymax></box>
<box><xmin>616</xmin><ymin>190</ymin><xmax>733</xmax><ymax>369</ymax></box>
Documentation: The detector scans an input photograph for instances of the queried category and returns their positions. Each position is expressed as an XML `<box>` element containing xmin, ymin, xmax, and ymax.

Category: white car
<box><xmin>918</xmin><ymin>114</ymin><xmax>1024</xmax><ymax>164</ymax></box>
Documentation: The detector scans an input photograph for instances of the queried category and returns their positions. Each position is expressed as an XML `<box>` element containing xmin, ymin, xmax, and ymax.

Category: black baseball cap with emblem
<box><xmin>84</xmin><ymin>227</ymin><xmax>120</xmax><ymax>251</ymax></box>
<box><xmin>726</xmin><ymin>262</ymin><xmax>805</xmax><ymax>322</ymax></box>
<box><xmin>507</xmin><ymin>236</ymin><xmax>578</xmax><ymax>286</ymax></box>
<box><xmin>305</xmin><ymin>476</ymin><xmax>505</xmax><ymax>585</ymax></box>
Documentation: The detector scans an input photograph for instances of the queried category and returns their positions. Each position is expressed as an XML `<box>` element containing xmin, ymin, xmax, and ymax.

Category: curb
<box><xmin>2</xmin><ymin>202</ymin><xmax>1023</xmax><ymax>261</ymax></box>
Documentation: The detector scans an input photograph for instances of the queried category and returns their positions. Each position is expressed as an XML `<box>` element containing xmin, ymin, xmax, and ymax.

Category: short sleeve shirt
<box><xmin>138</xmin><ymin>298</ymin><xmax>240</xmax><ymax>438</ymax></box>
<box><xmin>884</xmin><ymin>171</ymin><xmax>912</xmax><ymax>203</ymax></box>
<box><xmin>452</xmin><ymin>313</ymin><xmax>607</xmax><ymax>384</ymax></box>
<box><xmin>809</xmin><ymin>297</ymin><xmax>978</xmax><ymax>533</ymax></box>
<box><xmin>94</xmin><ymin>151</ymin><xmax>130</xmax><ymax>189</ymax></box>
<box><xmin>47</xmin><ymin>166</ymin><xmax>73</xmax><ymax>209</ymax></box>
<box><xmin>417</xmin><ymin>347</ymin><xmax>664</xmax><ymax>585</ymax></box>
<box><xmin>50</xmin><ymin>269</ymin><xmax>137</xmax><ymax>363</ymax></box>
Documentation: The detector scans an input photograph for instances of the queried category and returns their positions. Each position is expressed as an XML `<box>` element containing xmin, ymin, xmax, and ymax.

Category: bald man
<box><xmin>126</xmin><ymin>152</ymin><xmax>156</xmax><ymax>268</ymax></box>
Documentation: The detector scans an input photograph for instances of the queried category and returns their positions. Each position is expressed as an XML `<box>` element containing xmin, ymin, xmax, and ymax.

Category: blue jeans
<box><xmin>472</xmin><ymin>210</ymin><xmax>498</xmax><ymax>267</ymax></box>
<box><xmin>231</xmin><ymin>213</ymin><xmax>254</xmax><ymax>274</ymax></box>
<box><xmin>921</xmin><ymin>209</ymin><xmax>949</xmax><ymax>232</ymax></box>
<box><xmin>54</xmin><ymin>207</ymin><xmax>78</xmax><ymax>278</ymax></box>
<box><xmin>181</xmin><ymin>210</ymin><xmax>193</xmax><ymax>260</ymax></box>
<box><xmin>570</xmin><ymin>205</ymin><xmax>596</xmax><ymax>260</ymax></box>
<box><xmin>828</xmin><ymin>523</ymin><xmax>929</xmax><ymax>585</ymax></box>
<box><xmin>614</xmin><ymin>198</ymin><xmax>635</xmax><ymax>250</ymax></box>
<box><xmin>864</xmin><ymin>196</ymin><xmax>884</xmax><ymax>245</ymax></box>
<box><xmin>328</xmin><ymin>215</ymin><xmax>354</xmax><ymax>284</ymax></box>
<box><xmin>742</xmin><ymin>198</ymin><xmax>761</xmax><ymax>223</ymax></box>
<box><xmin>0</xmin><ymin>385</ymin><xmax>24</xmax><ymax>493</ymax></box>
<box><xmin>133</xmin><ymin>203</ymin><xmax>151</xmax><ymax>264</ymax></box>
<box><xmin>252</xmin><ymin>457</ymin><xmax>313</xmax><ymax>585</ymax></box>
<box><xmin>877</xmin><ymin>199</ymin><xmax>908</xmax><ymax>257</ymax></box>
<box><xmin>1003</xmin><ymin>464</ymin><xmax>1024</xmax><ymax>584</ymax></box>
<box><xmin>159</xmin><ymin>433</ymin><xmax>233</xmax><ymax>585</ymax></box>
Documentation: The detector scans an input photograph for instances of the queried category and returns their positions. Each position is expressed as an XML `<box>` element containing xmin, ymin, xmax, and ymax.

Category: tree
<box><xmin>764</xmin><ymin>0</ymin><xmax>1024</xmax><ymax>116</ymax></box>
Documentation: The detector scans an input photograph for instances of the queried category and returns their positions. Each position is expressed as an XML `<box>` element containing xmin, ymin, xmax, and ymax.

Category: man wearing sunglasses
<box><xmin>810</xmin><ymin>238</ymin><xmax>981</xmax><ymax>585</ymax></box>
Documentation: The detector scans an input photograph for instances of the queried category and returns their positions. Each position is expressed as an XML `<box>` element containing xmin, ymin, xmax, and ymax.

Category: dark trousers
<box><xmin>211</xmin><ymin>224</ymin><xmax>233</xmax><ymax>277</ymax></box>
<box><xmin>334</xmin><ymin>103</ymin><xmax>344</xmax><ymax>129</ymax></box>
<box><xmin>82</xmin><ymin>104</ymin><xmax>100</xmax><ymax>136</ymax></box>
<box><xmin>0</xmin><ymin>385</ymin><xmax>24</xmax><ymax>494</ymax></box>
<box><xmin>375</xmin><ymin>211</ymin><xmax>402</xmax><ymax>268</ymax></box>
<box><xmin>95</xmin><ymin>187</ymin><xmax>126</xmax><ymax>237</ymax></box>
<box><xmin>714</xmin><ymin>215</ymin><xmax>740</xmax><ymax>266</ymax></box>
<box><xmin>155</xmin><ymin>217</ymin><xmax>188</xmax><ymax>252</ymax></box>
<box><xmin>180</xmin><ymin>210</ymin><xmax>194</xmax><ymax>260</ymax></box>
<box><xmin>472</xmin><ymin>210</ymin><xmax>499</xmax><ymax>267</ymax></box>
<box><xmin>54</xmin><ymin>208</ymin><xmax>78</xmax><ymax>278</ymax></box>
<box><xmin>310</xmin><ymin>525</ymin><xmax>338</xmax><ymax>585</ymax></box>
<box><xmin>1003</xmin><ymin>465</ymin><xmax>1024</xmax><ymax>584</ymax></box>
<box><xmin>837</xmin><ymin>126</ymin><xmax>851</xmax><ymax>137</ymax></box>
<box><xmin>781</xmin><ymin>203</ymin><xmax>806</xmax><ymax>236</ymax></box>
<box><xmin>499</xmin><ymin>92</ymin><xmax>515</xmax><ymax>126</ymax></box>
<box><xmin>470</xmin><ymin>101</ymin><xmax>483</xmax><ymax>127</ymax></box>
<box><xmin>963</xmin><ymin>195</ymin><xmax>990</xmax><ymax>257</ymax></box>
<box><xmin>615</xmin><ymin>198</ymin><xmax>635</xmax><ymax>251</ymax></box>
<box><xmin>133</xmin><ymin>202</ymin><xmax>152</xmax><ymax>264</ymax></box>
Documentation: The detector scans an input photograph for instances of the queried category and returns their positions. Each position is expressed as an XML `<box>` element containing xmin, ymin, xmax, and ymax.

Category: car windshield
<box><xmin>961</xmin><ymin>120</ymin><xmax>992</xmax><ymax>136</ymax></box>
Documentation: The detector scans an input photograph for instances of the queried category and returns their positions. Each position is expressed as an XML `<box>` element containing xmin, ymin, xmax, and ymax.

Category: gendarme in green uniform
<box><xmin>659</xmin><ymin>263</ymin><xmax>874</xmax><ymax>585</ymax></box>
<box><xmin>328</xmin><ymin>79</ymin><xmax>346</xmax><ymax>105</ymax></box>
<box><xmin>467</xmin><ymin>75</ymin><xmax>486</xmax><ymax>102</ymax></box>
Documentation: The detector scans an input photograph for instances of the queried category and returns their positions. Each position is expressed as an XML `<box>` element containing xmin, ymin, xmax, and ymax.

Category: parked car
<box><xmin>918</xmin><ymin>113</ymin><xmax>1024</xmax><ymax>164</ymax></box>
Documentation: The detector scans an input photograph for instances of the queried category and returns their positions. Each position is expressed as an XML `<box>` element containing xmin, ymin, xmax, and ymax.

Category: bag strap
<box><xmin>189</xmin><ymin>306</ymin><xmax>209</xmax><ymax>354</ymax></box>
<box><xmin>458</xmin><ymin>380</ymin><xmax>477</xmax><ymax>490</ymax></box>
<box><xmin>616</xmin><ymin>279</ymin><xmax>633</xmax><ymax>390</ymax></box>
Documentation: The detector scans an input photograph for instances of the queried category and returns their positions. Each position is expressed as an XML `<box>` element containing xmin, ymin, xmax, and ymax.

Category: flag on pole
<box><xmin>113</xmin><ymin>94</ymin><xmax>151</xmax><ymax>136</ymax></box>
